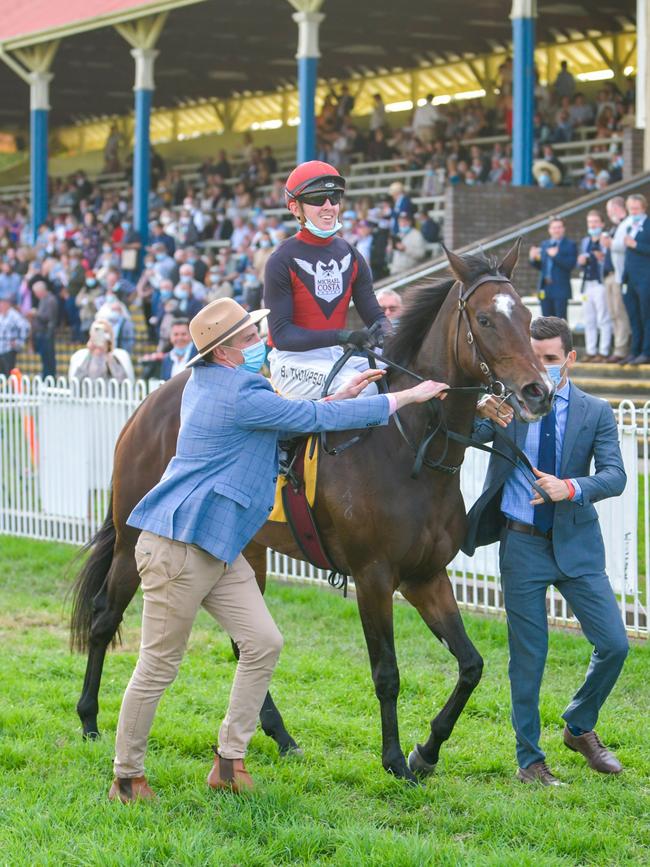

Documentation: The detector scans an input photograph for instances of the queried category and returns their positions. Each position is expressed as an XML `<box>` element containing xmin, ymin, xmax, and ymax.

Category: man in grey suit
<box><xmin>463</xmin><ymin>316</ymin><xmax>628</xmax><ymax>786</ymax></box>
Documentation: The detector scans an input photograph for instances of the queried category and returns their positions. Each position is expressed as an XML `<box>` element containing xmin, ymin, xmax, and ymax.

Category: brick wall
<box><xmin>443</xmin><ymin>180</ymin><xmax>650</xmax><ymax>295</ymax></box>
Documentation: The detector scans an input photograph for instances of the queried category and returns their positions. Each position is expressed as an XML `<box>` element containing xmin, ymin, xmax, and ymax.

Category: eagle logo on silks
<box><xmin>294</xmin><ymin>254</ymin><xmax>352</xmax><ymax>302</ymax></box>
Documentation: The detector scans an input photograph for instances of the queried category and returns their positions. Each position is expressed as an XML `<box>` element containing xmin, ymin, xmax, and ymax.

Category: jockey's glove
<box><xmin>336</xmin><ymin>325</ymin><xmax>382</xmax><ymax>350</ymax></box>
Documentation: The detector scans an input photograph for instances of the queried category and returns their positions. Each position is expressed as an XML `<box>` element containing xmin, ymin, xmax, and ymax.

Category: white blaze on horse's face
<box><xmin>492</xmin><ymin>293</ymin><xmax>515</xmax><ymax>319</ymax></box>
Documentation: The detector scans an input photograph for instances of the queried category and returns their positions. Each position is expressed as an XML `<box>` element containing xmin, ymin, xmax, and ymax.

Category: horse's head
<box><xmin>445</xmin><ymin>241</ymin><xmax>553</xmax><ymax>422</ymax></box>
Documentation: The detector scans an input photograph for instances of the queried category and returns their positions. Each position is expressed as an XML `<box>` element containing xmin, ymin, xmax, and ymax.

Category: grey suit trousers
<box><xmin>499</xmin><ymin>528</ymin><xmax>628</xmax><ymax>769</ymax></box>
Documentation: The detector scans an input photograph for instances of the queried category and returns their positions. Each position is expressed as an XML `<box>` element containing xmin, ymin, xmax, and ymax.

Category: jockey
<box><xmin>264</xmin><ymin>160</ymin><xmax>390</xmax><ymax>398</ymax></box>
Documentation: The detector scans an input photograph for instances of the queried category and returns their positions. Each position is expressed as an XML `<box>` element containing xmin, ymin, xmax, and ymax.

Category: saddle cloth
<box><xmin>269</xmin><ymin>435</ymin><xmax>318</xmax><ymax>523</ymax></box>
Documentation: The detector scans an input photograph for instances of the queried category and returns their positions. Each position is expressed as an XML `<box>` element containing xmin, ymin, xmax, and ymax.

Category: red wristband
<box><xmin>564</xmin><ymin>479</ymin><xmax>575</xmax><ymax>500</ymax></box>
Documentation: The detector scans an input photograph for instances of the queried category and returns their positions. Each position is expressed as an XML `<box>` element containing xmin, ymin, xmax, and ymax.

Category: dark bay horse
<box><xmin>71</xmin><ymin>244</ymin><xmax>553</xmax><ymax>783</ymax></box>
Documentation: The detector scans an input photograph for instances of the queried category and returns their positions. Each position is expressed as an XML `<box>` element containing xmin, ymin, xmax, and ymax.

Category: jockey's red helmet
<box><xmin>284</xmin><ymin>160</ymin><xmax>346</xmax><ymax>206</ymax></box>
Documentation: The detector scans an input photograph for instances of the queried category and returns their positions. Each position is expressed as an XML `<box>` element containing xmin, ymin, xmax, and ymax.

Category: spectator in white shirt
<box><xmin>412</xmin><ymin>93</ymin><xmax>441</xmax><ymax>143</ymax></box>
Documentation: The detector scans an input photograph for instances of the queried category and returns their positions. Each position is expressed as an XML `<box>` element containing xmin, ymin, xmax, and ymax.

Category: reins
<box><xmin>320</xmin><ymin>272</ymin><xmax>553</xmax><ymax>504</ymax></box>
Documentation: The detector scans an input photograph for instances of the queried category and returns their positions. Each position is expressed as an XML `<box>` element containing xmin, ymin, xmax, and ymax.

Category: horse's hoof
<box><xmin>82</xmin><ymin>729</ymin><xmax>101</xmax><ymax>741</ymax></box>
<box><xmin>408</xmin><ymin>745</ymin><xmax>437</xmax><ymax>778</ymax></box>
<box><xmin>278</xmin><ymin>744</ymin><xmax>304</xmax><ymax>759</ymax></box>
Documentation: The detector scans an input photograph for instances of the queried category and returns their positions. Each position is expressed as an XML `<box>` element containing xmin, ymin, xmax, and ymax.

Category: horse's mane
<box><xmin>386</xmin><ymin>250</ymin><xmax>501</xmax><ymax>365</ymax></box>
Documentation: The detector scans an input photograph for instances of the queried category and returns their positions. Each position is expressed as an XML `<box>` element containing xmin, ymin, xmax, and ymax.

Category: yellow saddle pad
<box><xmin>269</xmin><ymin>435</ymin><xmax>319</xmax><ymax>523</ymax></box>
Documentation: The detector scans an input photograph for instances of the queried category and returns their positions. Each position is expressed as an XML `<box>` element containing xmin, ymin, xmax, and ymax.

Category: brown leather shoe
<box><xmin>563</xmin><ymin>727</ymin><xmax>622</xmax><ymax>774</ymax></box>
<box><xmin>516</xmin><ymin>761</ymin><xmax>566</xmax><ymax>786</ymax></box>
<box><xmin>207</xmin><ymin>748</ymin><xmax>254</xmax><ymax>793</ymax></box>
<box><xmin>108</xmin><ymin>776</ymin><xmax>156</xmax><ymax>803</ymax></box>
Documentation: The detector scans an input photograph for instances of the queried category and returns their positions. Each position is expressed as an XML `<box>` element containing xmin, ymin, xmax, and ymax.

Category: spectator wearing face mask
<box><xmin>252</xmin><ymin>232</ymin><xmax>274</xmax><ymax>283</ymax></box>
<box><xmin>577</xmin><ymin>210</ymin><xmax>613</xmax><ymax>362</ymax></box>
<box><xmin>621</xmin><ymin>194</ymin><xmax>650</xmax><ymax>365</ymax></box>
<box><xmin>175</xmin><ymin>264</ymin><xmax>206</xmax><ymax>313</ymax></box>
<box><xmin>205</xmin><ymin>265</ymin><xmax>234</xmax><ymax>303</ymax></box>
<box><xmin>69</xmin><ymin>318</ymin><xmax>134</xmax><ymax>382</ymax></box>
<box><xmin>150</xmin><ymin>242</ymin><xmax>175</xmax><ymax>282</ymax></box>
<box><xmin>95</xmin><ymin>299</ymin><xmax>136</xmax><ymax>355</ymax></box>
<box><xmin>184</xmin><ymin>246</ymin><xmax>208</xmax><ymax>283</ymax></box>
<box><xmin>389</xmin><ymin>212</ymin><xmax>427</xmax><ymax>275</ymax></box>
<box><xmin>76</xmin><ymin>271</ymin><xmax>104</xmax><ymax>341</ymax></box>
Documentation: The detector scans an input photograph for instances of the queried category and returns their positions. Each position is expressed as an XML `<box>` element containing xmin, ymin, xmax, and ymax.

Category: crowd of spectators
<box><xmin>315</xmin><ymin>65</ymin><xmax>632</xmax><ymax>193</ymax></box>
<box><xmin>0</xmin><ymin>67</ymin><xmax>638</xmax><ymax>383</ymax></box>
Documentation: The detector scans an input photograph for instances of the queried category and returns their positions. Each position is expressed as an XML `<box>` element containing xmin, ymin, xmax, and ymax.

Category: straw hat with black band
<box><xmin>532</xmin><ymin>159</ymin><xmax>562</xmax><ymax>186</ymax></box>
<box><xmin>187</xmin><ymin>298</ymin><xmax>269</xmax><ymax>367</ymax></box>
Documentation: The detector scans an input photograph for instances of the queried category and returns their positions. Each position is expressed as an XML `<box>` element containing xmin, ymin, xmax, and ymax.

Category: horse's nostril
<box><xmin>522</xmin><ymin>382</ymin><xmax>546</xmax><ymax>401</ymax></box>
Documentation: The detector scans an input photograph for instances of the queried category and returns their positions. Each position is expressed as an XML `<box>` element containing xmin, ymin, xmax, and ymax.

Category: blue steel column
<box><xmin>29</xmin><ymin>72</ymin><xmax>52</xmax><ymax>243</ymax></box>
<box><xmin>293</xmin><ymin>10</ymin><xmax>324</xmax><ymax>163</ymax></box>
<box><xmin>131</xmin><ymin>48</ymin><xmax>158</xmax><ymax>251</ymax></box>
<box><xmin>511</xmin><ymin>0</ymin><xmax>536</xmax><ymax>186</ymax></box>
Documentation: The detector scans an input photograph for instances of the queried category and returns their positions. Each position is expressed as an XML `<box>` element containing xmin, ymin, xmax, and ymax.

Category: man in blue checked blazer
<box><xmin>463</xmin><ymin>316</ymin><xmax>628</xmax><ymax>787</ymax></box>
<box><xmin>110</xmin><ymin>297</ymin><xmax>447</xmax><ymax>802</ymax></box>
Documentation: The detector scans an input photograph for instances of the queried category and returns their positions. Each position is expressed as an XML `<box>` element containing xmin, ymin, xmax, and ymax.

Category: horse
<box><xmin>70</xmin><ymin>244</ymin><xmax>553</xmax><ymax>783</ymax></box>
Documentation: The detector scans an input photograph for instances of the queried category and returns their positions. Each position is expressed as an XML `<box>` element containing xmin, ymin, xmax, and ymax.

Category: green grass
<box><xmin>0</xmin><ymin>537</ymin><xmax>649</xmax><ymax>866</ymax></box>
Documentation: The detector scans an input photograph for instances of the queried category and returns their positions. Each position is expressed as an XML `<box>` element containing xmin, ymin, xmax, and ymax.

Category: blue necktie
<box><xmin>533</xmin><ymin>405</ymin><xmax>556</xmax><ymax>533</ymax></box>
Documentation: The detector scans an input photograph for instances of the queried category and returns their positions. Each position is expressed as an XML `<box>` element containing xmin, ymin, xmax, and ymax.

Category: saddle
<box><xmin>270</xmin><ymin>436</ymin><xmax>348</xmax><ymax>592</ymax></box>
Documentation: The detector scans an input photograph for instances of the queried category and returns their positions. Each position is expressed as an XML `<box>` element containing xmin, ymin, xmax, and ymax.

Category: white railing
<box><xmin>0</xmin><ymin>375</ymin><xmax>647</xmax><ymax>637</ymax></box>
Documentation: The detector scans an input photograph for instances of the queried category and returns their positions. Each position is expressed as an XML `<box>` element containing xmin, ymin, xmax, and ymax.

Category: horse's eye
<box><xmin>477</xmin><ymin>315</ymin><xmax>492</xmax><ymax>328</ymax></box>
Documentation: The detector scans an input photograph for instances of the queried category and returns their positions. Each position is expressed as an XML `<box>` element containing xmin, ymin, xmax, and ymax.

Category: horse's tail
<box><xmin>69</xmin><ymin>492</ymin><xmax>116</xmax><ymax>653</ymax></box>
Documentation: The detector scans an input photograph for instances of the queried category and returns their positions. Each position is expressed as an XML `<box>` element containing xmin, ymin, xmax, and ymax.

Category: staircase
<box><xmin>14</xmin><ymin>306</ymin><xmax>157</xmax><ymax>379</ymax></box>
<box><xmin>570</xmin><ymin>361</ymin><xmax>650</xmax><ymax>409</ymax></box>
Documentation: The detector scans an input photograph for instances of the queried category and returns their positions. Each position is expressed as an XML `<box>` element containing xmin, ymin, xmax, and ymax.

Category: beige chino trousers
<box><xmin>604</xmin><ymin>273</ymin><xmax>631</xmax><ymax>356</ymax></box>
<box><xmin>114</xmin><ymin>530</ymin><xmax>283</xmax><ymax>778</ymax></box>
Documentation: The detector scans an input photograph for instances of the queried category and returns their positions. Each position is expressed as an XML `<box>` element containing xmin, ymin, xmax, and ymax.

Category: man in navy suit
<box><xmin>159</xmin><ymin>319</ymin><xmax>198</xmax><ymax>380</ymax></box>
<box><xmin>463</xmin><ymin>316</ymin><xmax>628</xmax><ymax>786</ymax></box>
<box><xmin>110</xmin><ymin>297</ymin><xmax>448</xmax><ymax>802</ymax></box>
<box><xmin>529</xmin><ymin>217</ymin><xmax>577</xmax><ymax>319</ymax></box>
<box><xmin>621</xmin><ymin>193</ymin><xmax>650</xmax><ymax>364</ymax></box>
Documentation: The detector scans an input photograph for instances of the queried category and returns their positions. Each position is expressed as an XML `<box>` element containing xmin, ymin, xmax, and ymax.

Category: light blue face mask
<box><xmin>304</xmin><ymin>217</ymin><xmax>342</xmax><ymax>239</ymax></box>
<box><xmin>588</xmin><ymin>227</ymin><xmax>602</xmax><ymax>237</ymax></box>
<box><xmin>240</xmin><ymin>340</ymin><xmax>266</xmax><ymax>373</ymax></box>
<box><xmin>545</xmin><ymin>362</ymin><xmax>566</xmax><ymax>387</ymax></box>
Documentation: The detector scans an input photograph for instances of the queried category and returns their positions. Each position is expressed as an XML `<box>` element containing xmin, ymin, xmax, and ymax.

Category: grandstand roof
<box><xmin>0</xmin><ymin>0</ymin><xmax>637</xmax><ymax>127</ymax></box>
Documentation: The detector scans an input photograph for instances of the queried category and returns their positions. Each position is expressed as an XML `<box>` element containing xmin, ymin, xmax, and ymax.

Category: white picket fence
<box><xmin>0</xmin><ymin>374</ymin><xmax>648</xmax><ymax>637</ymax></box>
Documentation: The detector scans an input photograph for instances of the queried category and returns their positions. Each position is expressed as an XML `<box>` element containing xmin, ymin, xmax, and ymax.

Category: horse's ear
<box><xmin>443</xmin><ymin>245</ymin><xmax>472</xmax><ymax>284</ymax></box>
<box><xmin>498</xmin><ymin>237</ymin><xmax>522</xmax><ymax>279</ymax></box>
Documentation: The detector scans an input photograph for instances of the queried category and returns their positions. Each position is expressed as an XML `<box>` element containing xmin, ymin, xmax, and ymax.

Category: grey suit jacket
<box><xmin>462</xmin><ymin>384</ymin><xmax>626</xmax><ymax>577</ymax></box>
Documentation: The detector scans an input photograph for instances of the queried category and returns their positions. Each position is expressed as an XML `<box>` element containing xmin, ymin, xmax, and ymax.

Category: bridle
<box><xmin>320</xmin><ymin>271</ymin><xmax>553</xmax><ymax>504</ymax></box>
<box><xmin>454</xmin><ymin>272</ymin><xmax>514</xmax><ymax>399</ymax></box>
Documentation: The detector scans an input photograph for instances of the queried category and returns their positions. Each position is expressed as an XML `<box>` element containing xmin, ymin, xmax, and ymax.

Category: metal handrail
<box><xmin>379</xmin><ymin>171</ymin><xmax>650</xmax><ymax>293</ymax></box>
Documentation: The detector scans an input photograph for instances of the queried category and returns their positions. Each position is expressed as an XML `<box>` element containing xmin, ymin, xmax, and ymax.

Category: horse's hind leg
<box><xmin>77</xmin><ymin>548</ymin><xmax>140</xmax><ymax>738</ymax></box>
<box><xmin>400</xmin><ymin>571</ymin><xmax>484</xmax><ymax>777</ymax></box>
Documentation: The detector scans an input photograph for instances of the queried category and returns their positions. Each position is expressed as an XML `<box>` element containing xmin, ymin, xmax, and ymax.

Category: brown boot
<box><xmin>108</xmin><ymin>776</ymin><xmax>156</xmax><ymax>803</ymax></box>
<box><xmin>563</xmin><ymin>727</ymin><xmax>622</xmax><ymax>774</ymax></box>
<box><xmin>207</xmin><ymin>748</ymin><xmax>254</xmax><ymax>793</ymax></box>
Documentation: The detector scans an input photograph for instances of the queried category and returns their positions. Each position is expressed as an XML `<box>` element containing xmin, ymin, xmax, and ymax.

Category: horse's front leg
<box><xmin>400</xmin><ymin>571</ymin><xmax>484</xmax><ymax>777</ymax></box>
<box><xmin>355</xmin><ymin>570</ymin><xmax>417</xmax><ymax>784</ymax></box>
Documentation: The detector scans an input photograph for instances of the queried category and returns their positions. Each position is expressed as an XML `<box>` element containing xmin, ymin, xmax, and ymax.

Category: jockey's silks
<box><xmin>264</xmin><ymin>228</ymin><xmax>383</xmax><ymax>351</ymax></box>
